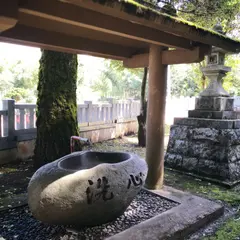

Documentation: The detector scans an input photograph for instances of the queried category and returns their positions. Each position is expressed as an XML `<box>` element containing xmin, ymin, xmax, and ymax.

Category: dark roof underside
<box><xmin>0</xmin><ymin>0</ymin><xmax>239</xmax><ymax>59</ymax></box>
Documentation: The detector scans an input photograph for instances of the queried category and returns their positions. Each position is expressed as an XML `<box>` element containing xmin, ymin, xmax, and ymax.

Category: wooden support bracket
<box><xmin>0</xmin><ymin>0</ymin><xmax>18</xmax><ymax>32</ymax></box>
<box><xmin>123</xmin><ymin>45</ymin><xmax>211</xmax><ymax>68</ymax></box>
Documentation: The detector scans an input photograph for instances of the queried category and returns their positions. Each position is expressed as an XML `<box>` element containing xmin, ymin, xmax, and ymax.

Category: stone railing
<box><xmin>2</xmin><ymin>96</ymin><xmax>240</xmax><ymax>151</ymax></box>
<box><xmin>77</xmin><ymin>100</ymin><xmax>140</xmax><ymax>126</ymax></box>
<box><xmin>0</xmin><ymin>99</ymin><xmax>140</xmax><ymax>150</ymax></box>
<box><xmin>15</xmin><ymin>103</ymin><xmax>36</xmax><ymax>130</ymax></box>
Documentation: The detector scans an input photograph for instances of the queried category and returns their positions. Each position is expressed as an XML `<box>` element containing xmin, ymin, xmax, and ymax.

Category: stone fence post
<box><xmin>2</xmin><ymin>99</ymin><xmax>15</xmax><ymax>138</ymax></box>
<box><xmin>84</xmin><ymin>101</ymin><xmax>92</xmax><ymax>125</ymax></box>
<box><xmin>128</xmin><ymin>99</ymin><xmax>133</xmax><ymax>119</ymax></box>
<box><xmin>107</xmin><ymin>98</ymin><xmax>114</xmax><ymax>122</ymax></box>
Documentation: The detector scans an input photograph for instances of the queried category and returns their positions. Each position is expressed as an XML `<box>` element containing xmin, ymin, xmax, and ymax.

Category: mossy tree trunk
<box><xmin>34</xmin><ymin>50</ymin><xmax>80</xmax><ymax>168</ymax></box>
<box><xmin>137</xmin><ymin>67</ymin><xmax>148</xmax><ymax>147</ymax></box>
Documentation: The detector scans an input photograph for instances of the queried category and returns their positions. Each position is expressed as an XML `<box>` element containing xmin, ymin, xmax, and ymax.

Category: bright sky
<box><xmin>0</xmin><ymin>42</ymin><xmax>173</xmax><ymax>102</ymax></box>
<box><xmin>0</xmin><ymin>42</ymin><xmax>41</xmax><ymax>66</ymax></box>
<box><xmin>0</xmin><ymin>42</ymin><xmax>104</xmax><ymax>67</ymax></box>
<box><xmin>0</xmin><ymin>42</ymin><xmax>105</xmax><ymax>82</ymax></box>
<box><xmin>0</xmin><ymin>42</ymin><xmax>107</xmax><ymax>103</ymax></box>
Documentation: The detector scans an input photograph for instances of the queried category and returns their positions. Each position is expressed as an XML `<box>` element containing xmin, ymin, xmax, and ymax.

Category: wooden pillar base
<box><xmin>145</xmin><ymin>45</ymin><xmax>168</xmax><ymax>189</ymax></box>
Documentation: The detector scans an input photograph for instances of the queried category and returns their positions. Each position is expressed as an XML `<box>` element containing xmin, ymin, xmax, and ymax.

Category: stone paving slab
<box><xmin>107</xmin><ymin>186</ymin><xmax>224</xmax><ymax>240</ymax></box>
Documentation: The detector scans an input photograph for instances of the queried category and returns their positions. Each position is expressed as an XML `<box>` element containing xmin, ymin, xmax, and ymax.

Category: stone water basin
<box><xmin>28</xmin><ymin>151</ymin><xmax>148</xmax><ymax>227</ymax></box>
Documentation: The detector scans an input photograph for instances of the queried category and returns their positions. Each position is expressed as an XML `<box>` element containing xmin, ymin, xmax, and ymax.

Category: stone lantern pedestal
<box><xmin>165</xmin><ymin>46</ymin><xmax>240</xmax><ymax>186</ymax></box>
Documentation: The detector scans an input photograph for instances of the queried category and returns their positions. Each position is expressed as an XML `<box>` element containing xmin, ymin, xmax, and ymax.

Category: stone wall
<box><xmin>0</xmin><ymin>119</ymin><xmax>138</xmax><ymax>165</ymax></box>
<box><xmin>165</xmin><ymin>118</ymin><xmax>240</xmax><ymax>184</ymax></box>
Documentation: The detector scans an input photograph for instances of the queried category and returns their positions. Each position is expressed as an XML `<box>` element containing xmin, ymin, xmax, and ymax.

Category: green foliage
<box><xmin>0</xmin><ymin>59</ymin><xmax>38</xmax><ymax>101</ymax></box>
<box><xmin>148</xmin><ymin>0</ymin><xmax>240</xmax><ymax>33</ymax></box>
<box><xmin>164</xmin><ymin>168</ymin><xmax>240</xmax><ymax>206</ymax></box>
<box><xmin>77</xmin><ymin>61</ymin><xmax>84</xmax><ymax>87</ymax></box>
<box><xmin>9</xmin><ymin>60</ymin><xmax>38</xmax><ymax>89</ymax></box>
<box><xmin>182</xmin><ymin>182</ymin><xmax>240</xmax><ymax>206</ymax></box>
<box><xmin>176</xmin><ymin>0</ymin><xmax>240</xmax><ymax>30</ymax></box>
<box><xmin>91</xmin><ymin>60</ymin><xmax>143</xmax><ymax>100</ymax></box>
<box><xmin>154</xmin><ymin>0</ymin><xmax>240</xmax><ymax>96</ymax></box>
<box><xmin>91</xmin><ymin>76</ymin><xmax>111</xmax><ymax>98</ymax></box>
<box><xmin>170</xmin><ymin>55</ymin><xmax>240</xmax><ymax>97</ymax></box>
<box><xmin>4</xmin><ymin>88</ymin><xmax>29</xmax><ymax>102</ymax></box>
<box><xmin>223</xmin><ymin>54</ymin><xmax>240</xmax><ymax>95</ymax></box>
<box><xmin>170</xmin><ymin>64</ymin><xmax>201</xmax><ymax>97</ymax></box>
<box><xmin>0</xmin><ymin>61</ymin><xmax>14</xmax><ymax>96</ymax></box>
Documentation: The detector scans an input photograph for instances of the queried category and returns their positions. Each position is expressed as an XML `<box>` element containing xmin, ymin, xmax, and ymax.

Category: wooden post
<box><xmin>145</xmin><ymin>45</ymin><xmax>168</xmax><ymax>189</ymax></box>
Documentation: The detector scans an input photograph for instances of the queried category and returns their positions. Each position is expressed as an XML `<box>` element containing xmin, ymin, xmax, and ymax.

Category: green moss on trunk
<box><xmin>34</xmin><ymin>50</ymin><xmax>79</xmax><ymax>168</ymax></box>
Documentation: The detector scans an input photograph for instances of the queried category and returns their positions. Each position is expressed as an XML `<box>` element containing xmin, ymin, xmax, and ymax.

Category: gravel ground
<box><xmin>2</xmin><ymin>136</ymin><xmax>239</xmax><ymax>239</ymax></box>
<box><xmin>0</xmin><ymin>190</ymin><xmax>178</xmax><ymax>240</ymax></box>
<box><xmin>0</xmin><ymin>160</ymin><xmax>34</xmax><ymax>199</ymax></box>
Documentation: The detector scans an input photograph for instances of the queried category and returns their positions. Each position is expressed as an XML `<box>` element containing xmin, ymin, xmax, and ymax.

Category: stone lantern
<box><xmin>188</xmin><ymin>25</ymin><xmax>236</xmax><ymax>119</ymax></box>
<box><xmin>165</xmin><ymin>24</ymin><xmax>240</xmax><ymax>186</ymax></box>
<box><xmin>200</xmin><ymin>46</ymin><xmax>231</xmax><ymax>97</ymax></box>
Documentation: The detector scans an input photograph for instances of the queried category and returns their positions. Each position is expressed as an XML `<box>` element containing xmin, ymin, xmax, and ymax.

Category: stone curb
<box><xmin>107</xmin><ymin>186</ymin><xmax>224</xmax><ymax>240</ymax></box>
<box><xmin>0</xmin><ymin>187</ymin><xmax>224</xmax><ymax>240</ymax></box>
<box><xmin>0</xmin><ymin>193</ymin><xmax>27</xmax><ymax>212</ymax></box>
<box><xmin>165</xmin><ymin>167</ymin><xmax>240</xmax><ymax>188</ymax></box>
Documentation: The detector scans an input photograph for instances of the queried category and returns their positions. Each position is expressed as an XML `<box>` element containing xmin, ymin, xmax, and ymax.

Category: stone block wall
<box><xmin>165</xmin><ymin>120</ymin><xmax>240</xmax><ymax>184</ymax></box>
<box><xmin>0</xmin><ymin>119</ymin><xmax>138</xmax><ymax>165</ymax></box>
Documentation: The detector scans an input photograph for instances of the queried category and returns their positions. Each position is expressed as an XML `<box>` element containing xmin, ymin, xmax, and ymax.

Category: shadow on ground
<box><xmin>0</xmin><ymin>160</ymin><xmax>34</xmax><ymax>210</ymax></box>
<box><xmin>0</xmin><ymin>135</ymin><xmax>240</xmax><ymax>239</ymax></box>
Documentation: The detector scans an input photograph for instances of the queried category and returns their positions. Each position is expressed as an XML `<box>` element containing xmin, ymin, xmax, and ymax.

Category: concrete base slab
<box><xmin>107</xmin><ymin>186</ymin><xmax>223</xmax><ymax>240</ymax></box>
<box><xmin>0</xmin><ymin>186</ymin><xmax>223</xmax><ymax>240</ymax></box>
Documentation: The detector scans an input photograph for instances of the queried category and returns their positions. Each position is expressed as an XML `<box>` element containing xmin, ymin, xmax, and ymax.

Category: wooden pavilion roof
<box><xmin>1</xmin><ymin>0</ymin><xmax>240</xmax><ymax>61</ymax></box>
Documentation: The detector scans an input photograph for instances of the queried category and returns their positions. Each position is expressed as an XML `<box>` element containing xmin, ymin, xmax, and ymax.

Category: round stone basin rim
<box><xmin>58</xmin><ymin>151</ymin><xmax>133</xmax><ymax>171</ymax></box>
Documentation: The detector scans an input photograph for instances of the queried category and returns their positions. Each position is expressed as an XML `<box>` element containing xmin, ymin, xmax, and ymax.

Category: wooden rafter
<box><xmin>0</xmin><ymin>0</ymin><xmax>238</xmax><ymax>59</ymax></box>
<box><xmin>17</xmin><ymin>12</ymin><xmax>149</xmax><ymax>49</ymax></box>
<box><xmin>65</xmin><ymin>0</ymin><xmax>240</xmax><ymax>52</ymax></box>
<box><xmin>0</xmin><ymin>25</ymin><xmax>138</xmax><ymax>59</ymax></box>
<box><xmin>18</xmin><ymin>0</ymin><xmax>193</xmax><ymax>50</ymax></box>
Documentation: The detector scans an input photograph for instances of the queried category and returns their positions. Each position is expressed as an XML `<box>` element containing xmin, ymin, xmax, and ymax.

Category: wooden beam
<box><xmin>0</xmin><ymin>0</ymin><xmax>18</xmax><ymax>32</ymax></box>
<box><xmin>162</xmin><ymin>46</ymin><xmax>209</xmax><ymax>64</ymax></box>
<box><xmin>0</xmin><ymin>25</ymin><xmax>138</xmax><ymax>59</ymax></box>
<box><xmin>18</xmin><ymin>0</ymin><xmax>193</xmax><ymax>50</ymax></box>
<box><xmin>67</xmin><ymin>0</ymin><xmax>240</xmax><ymax>53</ymax></box>
<box><xmin>123</xmin><ymin>46</ymin><xmax>210</xmax><ymax>68</ymax></box>
<box><xmin>145</xmin><ymin>45</ymin><xmax>168</xmax><ymax>189</ymax></box>
<box><xmin>18</xmin><ymin>11</ymin><xmax>148</xmax><ymax>49</ymax></box>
